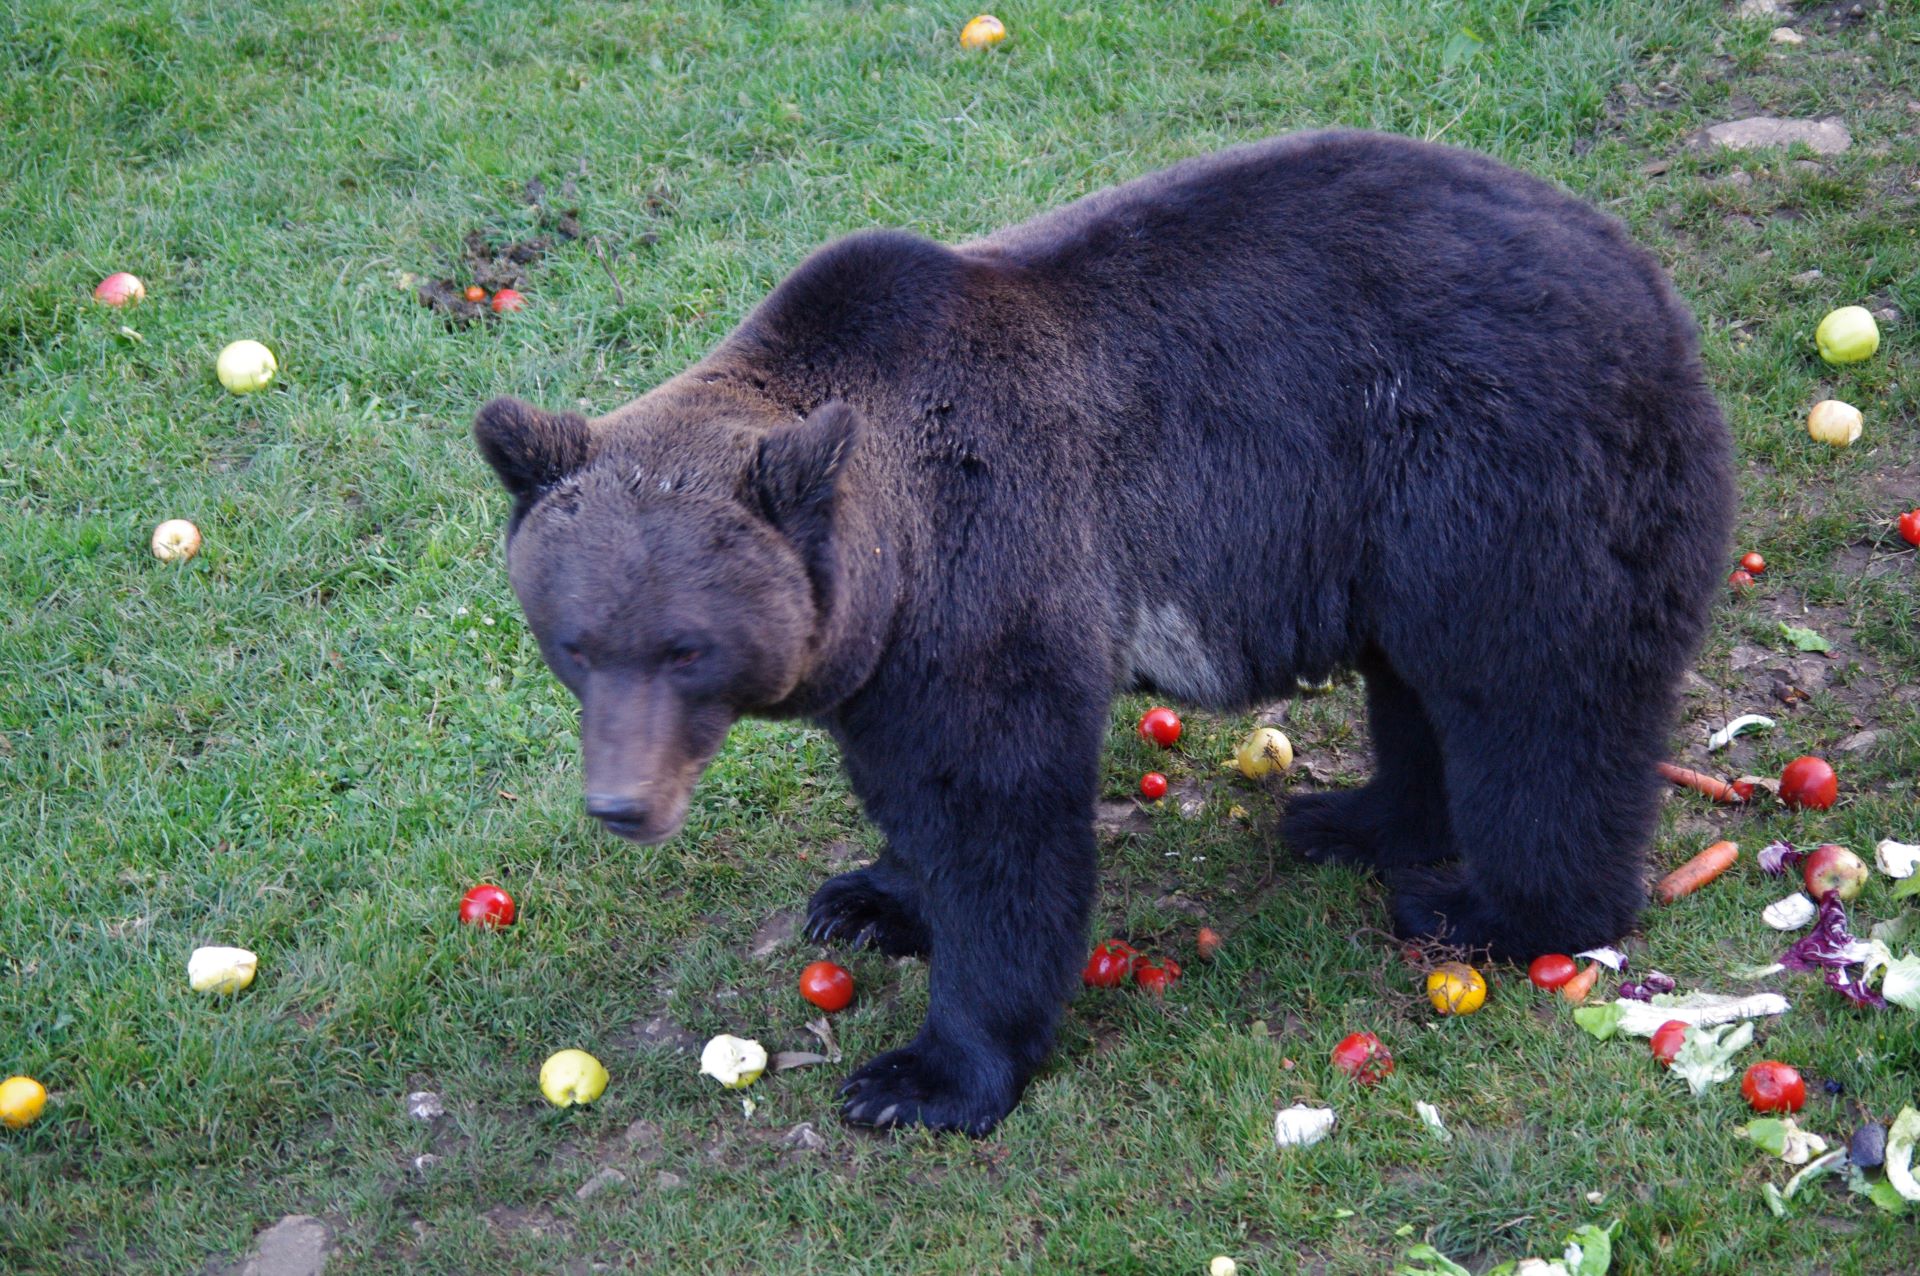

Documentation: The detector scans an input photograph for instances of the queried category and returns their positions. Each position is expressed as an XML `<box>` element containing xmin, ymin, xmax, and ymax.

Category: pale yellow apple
<box><xmin>698</xmin><ymin>1034</ymin><xmax>768</xmax><ymax>1089</ymax></box>
<box><xmin>1806</xmin><ymin>399</ymin><xmax>1862</xmax><ymax>448</ymax></box>
<box><xmin>1229</xmin><ymin>727</ymin><xmax>1293</xmax><ymax>778</ymax></box>
<box><xmin>188</xmin><ymin>946</ymin><xmax>258</xmax><ymax>994</ymax></box>
<box><xmin>151</xmin><ymin>518</ymin><xmax>202</xmax><ymax>562</ymax></box>
<box><xmin>539</xmin><ymin>1049</ymin><xmax>609</xmax><ymax>1107</ymax></box>
<box><xmin>216</xmin><ymin>340</ymin><xmax>277</xmax><ymax>394</ymax></box>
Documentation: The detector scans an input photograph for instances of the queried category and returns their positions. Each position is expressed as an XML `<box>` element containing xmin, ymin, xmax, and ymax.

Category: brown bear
<box><xmin>475</xmin><ymin>130</ymin><xmax>1734</xmax><ymax>1136</ymax></box>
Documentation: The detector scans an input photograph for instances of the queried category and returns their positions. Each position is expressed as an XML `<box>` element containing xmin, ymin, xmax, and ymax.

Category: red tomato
<box><xmin>458</xmin><ymin>883</ymin><xmax>516</xmax><ymax>928</ymax></box>
<box><xmin>1131</xmin><ymin>955</ymin><xmax>1182</xmax><ymax>995</ymax></box>
<box><xmin>1139</xmin><ymin>772</ymin><xmax>1168</xmax><ymax>800</ymax></box>
<box><xmin>1739</xmin><ymin>551</ymin><xmax>1766</xmax><ymax>574</ymax></box>
<box><xmin>491</xmin><ymin>288</ymin><xmax>525</xmax><ymax>313</ymax></box>
<box><xmin>1331</xmin><ymin>1031</ymin><xmax>1393</xmax><ymax>1085</ymax></box>
<box><xmin>1082</xmin><ymin>939</ymin><xmax>1138</xmax><ymax>989</ymax></box>
<box><xmin>1527</xmin><ymin>954</ymin><xmax>1578</xmax><ymax>990</ymax></box>
<box><xmin>798</xmin><ymin>960</ymin><xmax>854</xmax><ymax>1012</ymax></box>
<box><xmin>1650</xmin><ymin>1019</ymin><xmax>1689</xmax><ymax>1067</ymax></box>
<box><xmin>463</xmin><ymin>285</ymin><xmax>486</xmax><ymax>303</ymax></box>
<box><xmin>1778</xmin><ymin>756</ymin><xmax>1837</xmax><ymax>811</ymax></box>
<box><xmin>1899</xmin><ymin>509</ymin><xmax>1920</xmax><ymax>547</ymax></box>
<box><xmin>1741</xmin><ymin>1060</ymin><xmax>1806</xmax><ymax>1114</ymax></box>
<box><xmin>1728</xmin><ymin>569</ymin><xmax>1754</xmax><ymax>590</ymax></box>
<box><xmin>1137</xmin><ymin>707</ymin><xmax>1182</xmax><ymax>747</ymax></box>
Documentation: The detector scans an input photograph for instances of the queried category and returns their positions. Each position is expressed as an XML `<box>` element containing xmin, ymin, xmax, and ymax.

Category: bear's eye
<box><xmin>560</xmin><ymin>641</ymin><xmax>590</xmax><ymax>669</ymax></box>
<box><xmin>666</xmin><ymin>643</ymin><xmax>704</xmax><ymax>670</ymax></box>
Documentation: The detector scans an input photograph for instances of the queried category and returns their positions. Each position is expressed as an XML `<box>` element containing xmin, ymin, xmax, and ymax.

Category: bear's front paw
<box><xmin>839</xmin><ymin>1036</ymin><xmax>1019</xmax><ymax>1137</ymax></box>
<box><xmin>804</xmin><ymin>867</ymin><xmax>930</xmax><ymax>958</ymax></box>
<box><xmin>1282</xmin><ymin>789</ymin><xmax>1382</xmax><ymax>867</ymax></box>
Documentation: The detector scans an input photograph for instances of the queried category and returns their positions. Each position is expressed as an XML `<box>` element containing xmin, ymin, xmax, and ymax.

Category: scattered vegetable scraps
<box><xmin>1779</xmin><ymin>892</ymin><xmax>1885</xmax><ymax>1008</ymax></box>
<box><xmin>1741</xmin><ymin>1116</ymin><xmax>1829</xmax><ymax>1165</ymax></box>
<box><xmin>1654</xmin><ymin>763</ymin><xmax>1748</xmax><ymax>805</ymax></box>
<box><xmin>1707</xmin><ymin>714</ymin><xmax>1775</xmax><ymax>751</ymax></box>
<box><xmin>1759</xmin><ymin>842</ymin><xmax>1806</xmax><ymax>877</ymax></box>
<box><xmin>1655</xmin><ymin>840</ymin><xmax>1738</xmax><ymax>903</ymax></box>
<box><xmin>1877</xmin><ymin>839</ymin><xmax>1919</xmax><ymax>879</ymax></box>
<box><xmin>1671</xmin><ymin>1021</ymin><xmax>1755</xmax><ymax>1097</ymax></box>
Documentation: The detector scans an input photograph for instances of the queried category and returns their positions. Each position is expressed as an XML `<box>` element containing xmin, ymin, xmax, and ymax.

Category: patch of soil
<box><xmin>415</xmin><ymin>177</ymin><xmax>583</xmax><ymax>323</ymax></box>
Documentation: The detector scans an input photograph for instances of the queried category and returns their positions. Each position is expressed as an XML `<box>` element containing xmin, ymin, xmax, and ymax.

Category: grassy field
<box><xmin>4</xmin><ymin>0</ymin><xmax>1919</xmax><ymax>1271</ymax></box>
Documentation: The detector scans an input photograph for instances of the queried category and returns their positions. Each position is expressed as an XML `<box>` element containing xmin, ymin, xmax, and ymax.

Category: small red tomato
<box><xmin>1331</xmin><ymin>1031</ymin><xmax>1393</xmax><ymax>1085</ymax></box>
<box><xmin>798</xmin><ymin>960</ymin><xmax>854</xmax><ymax>1012</ymax></box>
<box><xmin>491</xmin><ymin>288</ymin><xmax>525</xmax><ymax>313</ymax></box>
<box><xmin>458</xmin><ymin>883</ymin><xmax>516</xmax><ymax>928</ymax></box>
<box><xmin>1741</xmin><ymin>1060</ymin><xmax>1807</xmax><ymax>1114</ymax></box>
<box><xmin>1137</xmin><ymin>707</ymin><xmax>1182</xmax><ymax>747</ymax></box>
<box><xmin>1739</xmin><ymin>551</ymin><xmax>1766</xmax><ymax>574</ymax></box>
<box><xmin>1196</xmin><ymin>926</ymin><xmax>1223</xmax><ymax>962</ymax></box>
<box><xmin>1139</xmin><ymin>771</ymin><xmax>1168</xmax><ymax>800</ymax></box>
<box><xmin>1527</xmin><ymin>953</ymin><xmax>1578</xmax><ymax>991</ymax></box>
<box><xmin>1131</xmin><ymin>954</ymin><xmax>1181</xmax><ymax>995</ymax></box>
<box><xmin>463</xmin><ymin>285</ymin><xmax>486</xmax><ymax>303</ymax></box>
<box><xmin>1650</xmin><ymin>1019</ymin><xmax>1689</xmax><ymax>1067</ymax></box>
<box><xmin>1778</xmin><ymin>755</ymin><xmax>1837</xmax><ymax>811</ymax></box>
<box><xmin>1082</xmin><ymin>939</ymin><xmax>1138</xmax><ymax>989</ymax></box>
<box><xmin>1899</xmin><ymin>509</ymin><xmax>1920</xmax><ymax>547</ymax></box>
<box><xmin>1728</xmin><ymin>569</ymin><xmax>1754</xmax><ymax>590</ymax></box>
<box><xmin>1730</xmin><ymin>779</ymin><xmax>1757</xmax><ymax>802</ymax></box>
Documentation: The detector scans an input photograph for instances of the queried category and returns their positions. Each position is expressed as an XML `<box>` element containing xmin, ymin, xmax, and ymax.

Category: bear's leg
<box><xmin>803</xmin><ymin>856</ymin><xmax>931</xmax><ymax>958</ymax></box>
<box><xmin>1386</xmin><ymin>692</ymin><xmax>1656</xmax><ymax>958</ymax></box>
<box><xmin>1284</xmin><ymin>655</ymin><xmax>1451</xmax><ymax>871</ymax></box>
<box><xmin>834</xmin><ymin>709</ymin><xmax>1099</xmax><ymax>1136</ymax></box>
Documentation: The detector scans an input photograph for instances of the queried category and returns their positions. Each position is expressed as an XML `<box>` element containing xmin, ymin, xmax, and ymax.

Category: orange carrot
<box><xmin>1560</xmin><ymin>963</ymin><xmax>1602</xmax><ymax>1004</ymax></box>
<box><xmin>1656</xmin><ymin>762</ymin><xmax>1748</xmax><ymax>804</ymax></box>
<box><xmin>1655</xmin><ymin>839</ymin><xmax>1740</xmax><ymax>904</ymax></box>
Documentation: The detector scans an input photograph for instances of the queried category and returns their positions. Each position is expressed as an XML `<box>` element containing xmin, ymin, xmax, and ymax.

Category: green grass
<box><xmin>4</xmin><ymin>1</ymin><xmax>1919</xmax><ymax>1271</ymax></box>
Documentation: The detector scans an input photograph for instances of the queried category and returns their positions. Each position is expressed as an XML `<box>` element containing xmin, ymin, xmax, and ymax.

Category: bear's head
<box><xmin>474</xmin><ymin>393</ymin><xmax>858</xmax><ymax>844</ymax></box>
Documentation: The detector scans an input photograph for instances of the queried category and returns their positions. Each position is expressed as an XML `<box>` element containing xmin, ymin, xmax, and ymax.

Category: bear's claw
<box><xmin>804</xmin><ymin>866</ymin><xmax>931</xmax><ymax>958</ymax></box>
<box><xmin>838</xmin><ymin>1038</ymin><xmax>1016</xmax><ymax>1137</ymax></box>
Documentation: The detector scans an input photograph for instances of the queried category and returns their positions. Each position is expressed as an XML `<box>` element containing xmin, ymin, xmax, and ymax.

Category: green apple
<box><xmin>216</xmin><ymin>340</ymin><xmax>277</xmax><ymax>394</ymax></box>
<box><xmin>1815</xmin><ymin>306</ymin><xmax>1879</xmax><ymax>365</ymax></box>
<box><xmin>539</xmin><ymin>1049</ymin><xmax>609</xmax><ymax>1107</ymax></box>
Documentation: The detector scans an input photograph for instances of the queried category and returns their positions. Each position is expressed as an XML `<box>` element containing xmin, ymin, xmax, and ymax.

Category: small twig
<box><xmin>593</xmin><ymin>238</ymin><xmax>625</xmax><ymax>307</ymax></box>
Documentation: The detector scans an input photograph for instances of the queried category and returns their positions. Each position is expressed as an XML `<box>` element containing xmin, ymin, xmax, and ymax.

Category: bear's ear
<box><xmin>473</xmin><ymin>396</ymin><xmax>591</xmax><ymax>502</ymax></box>
<box><xmin>748</xmin><ymin>400</ymin><xmax>860</xmax><ymax>543</ymax></box>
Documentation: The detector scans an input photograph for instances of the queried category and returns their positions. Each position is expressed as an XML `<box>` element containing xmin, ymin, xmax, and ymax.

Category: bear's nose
<box><xmin>585</xmin><ymin>793</ymin><xmax>652</xmax><ymax>827</ymax></box>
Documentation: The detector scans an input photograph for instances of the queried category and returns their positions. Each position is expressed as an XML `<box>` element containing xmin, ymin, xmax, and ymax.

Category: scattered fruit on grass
<box><xmin>150</xmin><ymin>518</ymin><xmax>202</xmax><ymax>563</ymax></box>
<box><xmin>1560</xmin><ymin>964</ymin><xmax>1602</xmax><ymax>1004</ymax></box>
<box><xmin>458</xmin><ymin>883</ymin><xmax>516</xmax><ymax>928</ymax></box>
<box><xmin>1762</xmin><ymin>893</ymin><xmax>1817</xmax><ymax>931</ymax></box>
<box><xmin>1814</xmin><ymin>305</ymin><xmax>1879</xmax><ymax>365</ymax></box>
<box><xmin>1229</xmin><ymin>727</ymin><xmax>1292</xmax><ymax>778</ymax></box>
<box><xmin>799</xmin><ymin>960</ymin><xmax>854</xmax><ymax>1012</ymax></box>
<box><xmin>490</xmin><ymin>288</ymin><xmax>525</xmax><ymax>313</ymax></box>
<box><xmin>1851</xmin><ymin>1121</ymin><xmax>1888</xmax><ymax>1170</ymax></box>
<box><xmin>215</xmin><ymin>339</ymin><xmax>276</xmax><ymax>394</ymax></box>
<box><xmin>698</xmin><ymin>1035</ymin><xmax>767</xmax><ymax>1089</ymax></box>
<box><xmin>1132</xmin><ymin>955</ymin><xmax>1181</xmax><ymax>995</ymax></box>
<box><xmin>1876</xmin><ymin>839</ymin><xmax>1920</xmax><ymax>879</ymax></box>
<box><xmin>1650</xmin><ymin>1019</ymin><xmax>1689</xmax><ymax>1067</ymax></box>
<box><xmin>1210</xmin><ymin>1258</ymin><xmax>1238</xmax><ymax>1276</ymax></box>
<box><xmin>1900</xmin><ymin>509</ymin><xmax>1920</xmax><ymax>547</ymax></box>
<box><xmin>1655</xmin><ymin>840</ymin><xmax>1738</xmax><ymax>904</ymax></box>
<box><xmin>1196</xmin><ymin>926</ymin><xmax>1223</xmax><ymax>962</ymax></box>
<box><xmin>1528</xmin><ymin>953</ymin><xmax>1578</xmax><ymax>990</ymax></box>
<box><xmin>1331</xmin><ymin>1031</ymin><xmax>1393</xmax><ymax>1085</ymax></box>
<box><xmin>959</xmin><ymin>14</ymin><xmax>1006</xmax><ymax>48</ymax></box>
<box><xmin>1273</xmin><ymin>1103</ymin><xmax>1336</xmax><ymax>1148</ymax></box>
<box><xmin>0</xmin><ymin>1076</ymin><xmax>47</xmax><ymax>1129</ymax></box>
<box><xmin>187</xmin><ymin>945</ymin><xmax>258</xmax><ymax>994</ymax></box>
<box><xmin>463</xmin><ymin>285</ymin><xmax>486</xmax><ymax>303</ymax></box>
<box><xmin>1739</xmin><ymin>551</ymin><xmax>1766</xmax><ymax>574</ymax></box>
<box><xmin>1805</xmin><ymin>399</ymin><xmax>1862</xmax><ymax>448</ymax></box>
<box><xmin>540</xmin><ymin>1048</ymin><xmax>609</xmax><ymax>1107</ymax></box>
<box><xmin>1802</xmin><ymin>844</ymin><xmax>1869</xmax><ymax>903</ymax></box>
<box><xmin>1425</xmin><ymin>962</ymin><xmax>1487</xmax><ymax>1015</ymax></box>
<box><xmin>92</xmin><ymin>272</ymin><xmax>145</xmax><ymax>306</ymax></box>
<box><xmin>1137</xmin><ymin>706</ymin><xmax>1181</xmax><ymax>747</ymax></box>
<box><xmin>1778</xmin><ymin>756</ymin><xmax>1837</xmax><ymax>811</ymax></box>
<box><xmin>1082</xmin><ymin>939</ymin><xmax>1137</xmax><ymax>989</ymax></box>
<box><xmin>1139</xmin><ymin>771</ymin><xmax>1168</xmax><ymax>800</ymax></box>
<box><xmin>1741</xmin><ymin>1061</ymin><xmax>1807</xmax><ymax>1114</ymax></box>
<box><xmin>1728</xmin><ymin>569</ymin><xmax>1754</xmax><ymax>590</ymax></box>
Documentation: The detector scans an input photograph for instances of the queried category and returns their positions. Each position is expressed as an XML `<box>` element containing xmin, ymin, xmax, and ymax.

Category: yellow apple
<box><xmin>151</xmin><ymin>518</ymin><xmax>202</xmax><ymax>562</ymax></box>
<box><xmin>1806</xmin><ymin>399</ymin><xmax>1862</xmax><ymax>448</ymax></box>
<box><xmin>539</xmin><ymin>1049</ymin><xmax>609</xmax><ymax>1107</ymax></box>
<box><xmin>959</xmin><ymin>14</ymin><xmax>1005</xmax><ymax>49</ymax></box>
<box><xmin>1815</xmin><ymin>306</ymin><xmax>1879</xmax><ymax>365</ymax></box>
<box><xmin>0</xmin><ymin>1076</ymin><xmax>47</xmax><ymax>1129</ymax></box>
<box><xmin>1229</xmin><ymin>727</ymin><xmax>1293</xmax><ymax>778</ymax></box>
<box><xmin>698</xmin><ymin>1034</ymin><xmax>768</xmax><ymax>1089</ymax></box>
<box><xmin>216</xmin><ymin>340</ymin><xmax>277</xmax><ymax>394</ymax></box>
<box><xmin>188</xmin><ymin>946</ymin><xmax>258</xmax><ymax>994</ymax></box>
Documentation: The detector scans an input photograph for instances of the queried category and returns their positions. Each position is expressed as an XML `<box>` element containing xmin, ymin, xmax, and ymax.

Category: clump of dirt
<box><xmin>416</xmin><ymin>177</ymin><xmax>583</xmax><ymax>323</ymax></box>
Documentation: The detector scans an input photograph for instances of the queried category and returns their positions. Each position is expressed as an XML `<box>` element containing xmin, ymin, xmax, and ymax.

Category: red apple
<box><xmin>491</xmin><ymin>288</ymin><xmax>525</xmax><ymax>313</ymax></box>
<box><xmin>1778</xmin><ymin>756</ymin><xmax>1837</xmax><ymax>811</ymax></box>
<box><xmin>1331</xmin><ymin>1031</ymin><xmax>1393</xmax><ymax>1085</ymax></box>
<box><xmin>1728</xmin><ymin>569</ymin><xmax>1754</xmax><ymax>591</ymax></box>
<box><xmin>93</xmin><ymin>272</ymin><xmax>146</xmax><ymax>306</ymax></box>
<box><xmin>458</xmin><ymin>883</ymin><xmax>516</xmax><ymax>928</ymax></box>
<box><xmin>1739</xmin><ymin>551</ymin><xmax>1766</xmax><ymax>574</ymax></box>
<box><xmin>1803</xmin><ymin>843</ymin><xmax>1869</xmax><ymax>903</ymax></box>
<box><xmin>1899</xmin><ymin>510</ymin><xmax>1920</xmax><ymax>547</ymax></box>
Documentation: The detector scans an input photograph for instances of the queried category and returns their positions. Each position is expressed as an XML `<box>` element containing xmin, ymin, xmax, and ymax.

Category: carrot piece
<box><xmin>1655</xmin><ymin>839</ymin><xmax>1740</xmax><ymax>904</ymax></box>
<box><xmin>1656</xmin><ymin>762</ymin><xmax>1748</xmax><ymax>804</ymax></box>
<box><xmin>1560</xmin><ymin>963</ymin><xmax>1602</xmax><ymax>1004</ymax></box>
